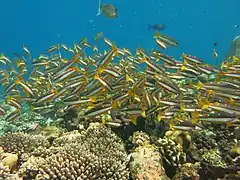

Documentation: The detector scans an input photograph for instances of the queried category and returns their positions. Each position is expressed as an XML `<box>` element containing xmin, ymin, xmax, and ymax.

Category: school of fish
<box><xmin>0</xmin><ymin>32</ymin><xmax>240</xmax><ymax>131</ymax></box>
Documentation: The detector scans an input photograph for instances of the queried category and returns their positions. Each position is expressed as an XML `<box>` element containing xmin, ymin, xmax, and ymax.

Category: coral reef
<box><xmin>0</xmin><ymin>108</ymin><xmax>59</xmax><ymax>136</ymax></box>
<box><xmin>157</xmin><ymin>136</ymin><xmax>186</xmax><ymax>167</ymax></box>
<box><xmin>202</xmin><ymin>149</ymin><xmax>226</xmax><ymax>168</ymax></box>
<box><xmin>188</xmin><ymin>125</ymin><xmax>239</xmax><ymax>179</ymax></box>
<box><xmin>36</xmin><ymin>123</ymin><xmax>129</xmax><ymax>179</ymax></box>
<box><xmin>173</xmin><ymin>162</ymin><xmax>200</xmax><ymax>180</ymax></box>
<box><xmin>129</xmin><ymin>131</ymin><xmax>169</xmax><ymax>180</ymax></box>
<box><xmin>131</xmin><ymin>131</ymin><xmax>150</xmax><ymax>147</ymax></box>
<box><xmin>0</xmin><ymin>123</ymin><xmax>130</xmax><ymax>179</ymax></box>
<box><xmin>190</xmin><ymin>125</ymin><xmax>236</xmax><ymax>165</ymax></box>
<box><xmin>0</xmin><ymin>132</ymin><xmax>50</xmax><ymax>155</ymax></box>
<box><xmin>0</xmin><ymin>112</ymin><xmax>239</xmax><ymax>179</ymax></box>
<box><xmin>0</xmin><ymin>147</ymin><xmax>19</xmax><ymax>179</ymax></box>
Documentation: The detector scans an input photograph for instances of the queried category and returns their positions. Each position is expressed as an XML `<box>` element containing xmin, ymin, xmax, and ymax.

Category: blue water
<box><xmin>0</xmin><ymin>0</ymin><xmax>239</xmax><ymax>65</ymax></box>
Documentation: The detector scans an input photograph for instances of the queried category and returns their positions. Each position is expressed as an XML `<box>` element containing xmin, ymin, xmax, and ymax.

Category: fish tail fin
<box><xmin>139</xmin><ymin>57</ymin><xmax>147</xmax><ymax>63</ymax></box>
<box><xmin>191</xmin><ymin>110</ymin><xmax>199</xmax><ymax>125</ymax></box>
<box><xmin>87</xmin><ymin>103</ymin><xmax>95</xmax><ymax>110</ymax></box>
<box><xmin>141</xmin><ymin>109</ymin><xmax>146</xmax><ymax>118</ymax></box>
<box><xmin>30</xmin><ymin>105</ymin><xmax>35</xmax><ymax>111</ymax></box>
<box><xmin>131</xmin><ymin>116</ymin><xmax>137</xmax><ymax>125</ymax></box>
<box><xmin>97</xmin><ymin>0</ymin><xmax>102</xmax><ymax>16</ymax></box>
<box><xmin>197</xmin><ymin>81</ymin><xmax>203</xmax><ymax>90</ymax></box>
<box><xmin>98</xmin><ymin>65</ymin><xmax>105</xmax><ymax>73</ymax></box>
<box><xmin>15</xmin><ymin>76</ymin><xmax>23</xmax><ymax>85</ymax></box>
<box><xmin>111</xmin><ymin>43</ymin><xmax>118</xmax><ymax>56</ymax></box>
<box><xmin>94</xmin><ymin>73</ymin><xmax>99</xmax><ymax>80</ymax></box>
<box><xmin>111</xmin><ymin>100</ymin><xmax>120</xmax><ymax>109</ymax></box>
<box><xmin>198</xmin><ymin>99</ymin><xmax>210</xmax><ymax>109</ymax></box>
<box><xmin>90</xmin><ymin>96</ymin><xmax>97</xmax><ymax>103</ymax></box>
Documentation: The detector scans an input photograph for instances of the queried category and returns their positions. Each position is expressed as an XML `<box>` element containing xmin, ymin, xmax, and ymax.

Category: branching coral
<box><xmin>0</xmin><ymin>132</ymin><xmax>50</xmax><ymax>155</ymax></box>
<box><xmin>157</xmin><ymin>136</ymin><xmax>186</xmax><ymax>167</ymax></box>
<box><xmin>35</xmin><ymin>123</ymin><xmax>129</xmax><ymax>179</ymax></box>
<box><xmin>131</xmin><ymin>131</ymin><xmax>150</xmax><ymax>147</ymax></box>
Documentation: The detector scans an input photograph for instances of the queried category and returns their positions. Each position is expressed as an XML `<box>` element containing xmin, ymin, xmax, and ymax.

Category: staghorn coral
<box><xmin>35</xmin><ymin>123</ymin><xmax>129</xmax><ymax>179</ymax></box>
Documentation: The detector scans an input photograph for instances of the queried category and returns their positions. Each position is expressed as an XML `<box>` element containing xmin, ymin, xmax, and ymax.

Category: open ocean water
<box><xmin>0</xmin><ymin>0</ymin><xmax>239</xmax><ymax>65</ymax></box>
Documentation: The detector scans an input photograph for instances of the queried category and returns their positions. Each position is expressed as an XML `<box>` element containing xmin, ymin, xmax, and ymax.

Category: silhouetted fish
<box><xmin>148</xmin><ymin>24</ymin><xmax>165</xmax><ymax>31</ymax></box>
<box><xmin>227</xmin><ymin>36</ymin><xmax>240</xmax><ymax>58</ymax></box>
<box><xmin>97</xmin><ymin>0</ymin><xmax>118</xmax><ymax>18</ymax></box>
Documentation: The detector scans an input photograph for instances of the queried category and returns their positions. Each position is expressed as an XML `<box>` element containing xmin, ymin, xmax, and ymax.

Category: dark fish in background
<box><xmin>148</xmin><ymin>24</ymin><xmax>166</xmax><ymax>31</ymax></box>
<box><xmin>227</xmin><ymin>36</ymin><xmax>240</xmax><ymax>58</ymax></box>
<box><xmin>97</xmin><ymin>0</ymin><xmax>118</xmax><ymax>18</ymax></box>
<box><xmin>213</xmin><ymin>42</ymin><xmax>218</xmax><ymax>59</ymax></box>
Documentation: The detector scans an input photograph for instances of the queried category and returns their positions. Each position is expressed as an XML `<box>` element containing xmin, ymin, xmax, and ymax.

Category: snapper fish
<box><xmin>227</xmin><ymin>36</ymin><xmax>240</xmax><ymax>58</ymax></box>
<box><xmin>97</xmin><ymin>0</ymin><xmax>118</xmax><ymax>18</ymax></box>
<box><xmin>148</xmin><ymin>24</ymin><xmax>166</xmax><ymax>31</ymax></box>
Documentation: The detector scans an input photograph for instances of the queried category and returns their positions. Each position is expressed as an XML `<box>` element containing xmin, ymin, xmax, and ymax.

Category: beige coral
<box><xmin>35</xmin><ymin>123</ymin><xmax>129</xmax><ymax>179</ymax></box>
<box><xmin>0</xmin><ymin>132</ymin><xmax>50</xmax><ymax>154</ymax></box>
<box><xmin>0</xmin><ymin>146</ymin><xmax>19</xmax><ymax>179</ymax></box>
<box><xmin>132</xmin><ymin>131</ymin><xmax>150</xmax><ymax>147</ymax></box>
<box><xmin>130</xmin><ymin>145</ymin><xmax>169</xmax><ymax>180</ymax></box>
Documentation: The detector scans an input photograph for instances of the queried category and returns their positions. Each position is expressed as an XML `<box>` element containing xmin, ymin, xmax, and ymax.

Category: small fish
<box><xmin>97</xmin><ymin>0</ymin><xmax>118</xmax><ymax>18</ymax></box>
<box><xmin>154</xmin><ymin>32</ymin><xmax>179</xmax><ymax>47</ymax></box>
<box><xmin>94</xmin><ymin>73</ymin><xmax>113</xmax><ymax>91</ymax></box>
<box><xmin>85</xmin><ymin>105</ymin><xmax>113</xmax><ymax>117</ymax></box>
<box><xmin>148</xmin><ymin>24</ymin><xmax>165</xmax><ymax>31</ymax></box>
<box><xmin>34</xmin><ymin>91</ymin><xmax>57</xmax><ymax>105</ymax></box>
<box><xmin>0</xmin><ymin>53</ymin><xmax>11</xmax><ymax>64</ymax></box>
<box><xmin>227</xmin><ymin>36</ymin><xmax>240</xmax><ymax>58</ymax></box>
<box><xmin>94</xmin><ymin>32</ymin><xmax>103</xmax><ymax>41</ymax></box>
<box><xmin>7</xmin><ymin>96</ymin><xmax>22</xmax><ymax>110</ymax></box>
<box><xmin>6</xmin><ymin>110</ymin><xmax>20</xmax><ymax>121</ymax></box>
<box><xmin>0</xmin><ymin>106</ymin><xmax>5</xmax><ymax>116</ymax></box>
<box><xmin>23</xmin><ymin>45</ymin><xmax>31</xmax><ymax>60</ymax></box>
<box><xmin>182</xmin><ymin>53</ymin><xmax>204</xmax><ymax>64</ymax></box>
<box><xmin>97</xmin><ymin>45</ymin><xmax>118</xmax><ymax>72</ymax></box>
<box><xmin>15</xmin><ymin>77</ymin><xmax>34</xmax><ymax>97</ymax></box>
<box><xmin>213</xmin><ymin>48</ymin><xmax>218</xmax><ymax>58</ymax></box>
<box><xmin>213</xmin><ymin>42</ymin><xmax>218</xmax><ymax>61</ymax></box>
<box><xmin>47</xmin><ymin>44</ymin><xmax>59</xmax><ymax>53</ymax></box>
<box><xmin>64</xmin><ymin>97</ymin><xmax>96</xmax><ymax>106</ymax></box>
